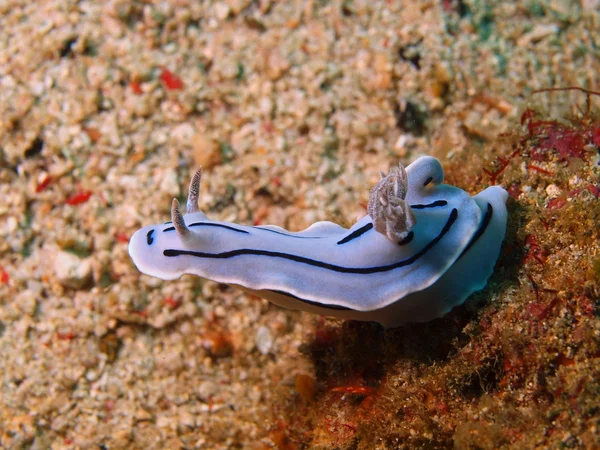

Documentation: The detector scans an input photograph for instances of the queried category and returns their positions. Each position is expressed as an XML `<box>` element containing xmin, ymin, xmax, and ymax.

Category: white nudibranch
<box><xmin>129</xmin><ymin>157</ymin><xmax>508</xmax><ymax>328</ymax></box>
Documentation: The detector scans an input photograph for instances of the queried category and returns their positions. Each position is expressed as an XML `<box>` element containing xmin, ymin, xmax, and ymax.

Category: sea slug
<box><xmin>129</xmin><ymin>157</ymin><xmax>508</xmax><ymax>328</ymax></box>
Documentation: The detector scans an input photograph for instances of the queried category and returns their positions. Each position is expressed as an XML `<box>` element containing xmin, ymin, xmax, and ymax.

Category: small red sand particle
<box><xmin>36</xmin><ymin>174</ymin><xmax>53</xmax><ymax>192</ymax></box>
<box><xmin>83</xmin><ymin>127</ymin><xmax>102</xmax><ymax>142</ymax></box>
<box><xmin>115</xmin><ymin>232</ymin><xmax>129</xmax><ymax>243</ymax></box>
<box><xmin>160</xmin><ymin>68</ymin><xmax>184</xmax><ymax>90</ymax></box>
<box><xmin>163</xmin><ymin>296</ymin><xmax>180</xmax><ymax>309</ymax></box>
<box><xmin>66</xmin><ymin>190</ymin><xmax>92</xmax><ymax>205</ymax></box>
<box><xmin>0</xmin><ymin>266</ymin><xmax>9</xmax><ymax>284</ymax></box>
<box><xmin>130</xmin><ymin>81</ymin><xmax>143</xmax><ymax>95</ymax></box>
<box><xmin>57</xmin><ymin>331</ymin><xmax>77</xmax><ymax>340</ymax></box>
<box><xmin>547</xmin><ymin>198</ymin><xmax>566</xmax><ymax>210</ymax></box>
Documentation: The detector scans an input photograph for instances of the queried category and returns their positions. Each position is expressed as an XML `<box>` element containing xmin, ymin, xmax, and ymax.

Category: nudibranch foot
<box><xmin>129</xmin><ymin>156</ymin><xmax>508</xmax><ymax>328</ymax></box>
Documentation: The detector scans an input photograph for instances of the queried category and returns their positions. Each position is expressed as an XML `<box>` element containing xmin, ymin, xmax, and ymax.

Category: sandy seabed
<box><xmin>1</xmin><ymin>1</ymin><xmax>600</xmax><ymax>449</ymax></box>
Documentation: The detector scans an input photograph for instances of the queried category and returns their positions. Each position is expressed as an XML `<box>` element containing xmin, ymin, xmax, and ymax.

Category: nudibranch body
<box><xmin>129</xmin><ymin>157</ymin><xmax>508</xmax><ymax>328</ymax></box>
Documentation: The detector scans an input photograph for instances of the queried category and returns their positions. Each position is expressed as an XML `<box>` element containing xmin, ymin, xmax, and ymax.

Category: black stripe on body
<box><xmin>397</xmin><ymin>231</ymin><xmax>414</xmax><ymax>246</ymax></box>
<box><xmin>411</xmin><ymin>200</ymin><xmax>447</xmax><ymax>209</ymax></box>
<box><xmin>163</xmin><ymin>209</ymin><xmax>458</xmax><ymax>274</ymax></box>
<box><xmin>335</xmin><ymin>199</ymin><xmax>446</xmax><ymax>245</ymax></box>
<box><xmin>458</xmin><ymin>203</ymin><xmax>493</xmax><ymax>259</ymax></box>
<box><xmin>163</xmin><ymin>222</ymin><xmax>249</xmax><ymax>234</ymax></box>
<box><xmin>337</xmin><ymin>223</ymin><xmax>373</xmax><ymax>245</ymax></box>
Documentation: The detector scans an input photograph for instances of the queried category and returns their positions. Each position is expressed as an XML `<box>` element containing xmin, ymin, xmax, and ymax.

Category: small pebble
<box><xmin>192</xmin><ymin>134</ymin><xmax>221</xmax><ymax>169</ymax></box>
<box><xmin>214</xmin><ymin>3</ymin><xmax>230</xmax><ymax>20</ymax></box>
<box><xmin>546</xmin><ymin>184</ymin><xmax>562</xmax><ymax>199</ymax></box>
<box><xmin>517</xmin><ymin>24</ymin><xmax>559</xmax><ymax>46</ymax></box>
<box><xmin>54</xmin><ymin>251</ymin><xmax>92</xmax><ymax>289</ymax></box>
<box><xmin>256</xmin><ymin>325</ymin><xmax>273</xmax><ymax>355</ymax></box>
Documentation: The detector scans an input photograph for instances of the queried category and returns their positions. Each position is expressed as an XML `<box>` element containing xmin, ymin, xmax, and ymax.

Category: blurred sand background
<box><xmin>1</xmin><ymin>1</ymin><xmax>600</xmax><ymax>449</ymax></box>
